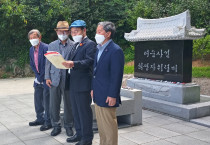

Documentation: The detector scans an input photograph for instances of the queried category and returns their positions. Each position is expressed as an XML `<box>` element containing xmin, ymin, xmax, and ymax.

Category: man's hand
<box><xmin>46</xmin><ymin>79</ymin><xmax>52</xmax><ymax>88</ymax></box>
<box><xmin>62</xmin><ymin>61</ymin><xmax>74</xmax><ymax>68</ymax></box>
<box><xmin>106</xmin><ymin>96</ymin><xmax>116</xmax><ymax>106</ymax></box>
<box><xmin>91</xmin><ymin>90</ymin><xmax>93</xmax><ymax>99</ymax></box>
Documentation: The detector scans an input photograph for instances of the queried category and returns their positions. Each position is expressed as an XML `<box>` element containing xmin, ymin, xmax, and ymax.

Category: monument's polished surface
<box><xmin>134</xmin><ymin>40</ymin><xmax>192</xmax><ymax>82</ymax></box>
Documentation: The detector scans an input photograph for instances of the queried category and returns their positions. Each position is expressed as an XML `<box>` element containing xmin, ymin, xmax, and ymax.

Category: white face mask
<box><xmin>29</xmin><ymin>39</ymin><xmax>39</xmax><ymax>46</ymax></box>
<box><xmin>72</xmin><ymin>35</ymin><xmax>83</xmax><ymax>43</ymax></box>
<box><xmin>58</xmin><ymin>34</ymin><xmax>68</xmax><ymax>41</ymax></box>
<box><xmin>95</xmin><ymin>34</ymin><xmax>105</xmax><ymax>44</ymax></box>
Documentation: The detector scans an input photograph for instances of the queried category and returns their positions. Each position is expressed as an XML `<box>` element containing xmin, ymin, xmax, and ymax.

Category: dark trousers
<box><xmin>70</xmin><ymin>91</ymin><xmax>93</xmax><ymax>142</ymax></box>
<box><xmin>34</xmin><ymin>84</ymin><xmax>50</xmax><ymax>125</ymax></box>
<box><xmin>50</xmin><ymin>85</ymin><xmax>73</xmax><ymax>128</ymax></box>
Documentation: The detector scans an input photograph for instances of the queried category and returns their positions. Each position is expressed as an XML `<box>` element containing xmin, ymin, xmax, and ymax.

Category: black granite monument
<box><xmin>134</xmin><ymin>40</ymin><xmax>192</xmax><ymax>83</ymax></box>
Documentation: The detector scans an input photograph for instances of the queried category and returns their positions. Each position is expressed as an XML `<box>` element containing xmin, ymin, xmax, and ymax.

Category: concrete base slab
<box><xmin>190</xmin><ymin>116</ymin><xmax>210</xmax><ymax>127</ymax></box>
<box><xmin>142</xmin><ymin>95</ymin><xmax>210</xmax><ymax>120</ymax></box>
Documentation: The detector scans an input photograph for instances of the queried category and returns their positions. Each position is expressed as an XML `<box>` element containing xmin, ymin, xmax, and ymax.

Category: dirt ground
<box><xmin>192</xmin><ymin>78</ymin><xmax>210</xmax><ymax>96</ymax></box>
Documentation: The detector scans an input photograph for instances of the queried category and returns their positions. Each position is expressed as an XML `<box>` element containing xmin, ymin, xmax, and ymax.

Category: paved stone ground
<box><xmin>1</xmin><ymin>78</ymin><xmax>210</xmax><ymax>145</ymax></box>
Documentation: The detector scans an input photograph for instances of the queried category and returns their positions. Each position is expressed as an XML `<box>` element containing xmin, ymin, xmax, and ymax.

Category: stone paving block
<box><xmin>191</xmin><ymin>116</ymin><xmax>210</xmax><ymax>128</ymax></box>
<box><xmin>118</xmin><ymin>126</ymin><xmax>140</xmax><ymax>134</ymax></box>
<box><xmin>161</xmin><ymin>123</ymin><xmax>200</xmax><ymax>134</ymax></box>
<box><xmin>0</xmin><ymin>125</ymin><xmax>11</xmax><ymax>134</ymax></box>
<box><xmin>142</xmin><ymin>110</ymin><xmax>162</xmax><ymax>119</ymax></box>
<box><xmin>93</xmin><ymin>133</ymin><xmax>100</xmax><ymax>140</ymax></box>
<box><xmin>165</xmin><ymin>135</ymin><xmax>210</xmax><ymax>145</ymax></box>
<box><xmin>92</xmin><ymin>141</ymin><xmax>100</xmax><ymax>145</ymax></box>
<box><xmin>155</xmin><ymin>114</ymin><xmax>184</xmax><ymax>123</ymax></box>
<box><xmin>118</xmin><ymin>136</ymin><xmax>138</xmax><ymax>145</ymax></box>
<box><xmin>143</xmin><ymin>116</ymin><xmax>175</xmax><ymax>126</ymax></box>
<box><xmin>180</xmin><ymin>121</ymin><xmax>209</xmax><ymax>130</ymax></box>
<box><xmin>0</xmin><ymin>98</ymin><xmax>20</xmax><ymax>106</ymax></box>
<box><xmin>141</xmin><ymin>126</ymin><xmax>181</xmax><ymax>139</ymax></box>
<box><xmin>19</xmin><ymin>114</ymin><xmax>36</xmax><ymax>122</ymax></box>
<box><xmin>0</xmin><ymin>78</ymin><xmax>34</xmax><ymax>97</ymax></box>
<box><xmin>24</xmin><ymin>136</ymin><xmax>62</xmax><ymax>145</ymax></box>
<box><xmin>0</xmin><ymin>105</ymin><xmax>10</xmax><ymax>112</ymax></box>
<box><xmin>6</xmin><ymin>142</ymin><xmax>25</xmax><ymax>145</ymax></box>
<box><xmin>143</xmin><ymin>140</ymin><xmax>176</xmax><ymax>145</ymax></box>
<box><xmin>11</xmin><ymin>126</ymin><xmax>48</xmax><ymax>141</ymax></box>
<box><xmin>11</xmin><ymin>107</ymin><xmax>35</xmax><ymax>116</ymax></box>
<box><xmin>0</xmin><ymin>110</ymin><xmax>26</xmax><ymax>124</ymax></box>
<box><xmin>135</xmin><ymin>122</ymin><xmax>156</xmax><ymax>129</ymax></box>
<box><xmin>7</xmin><ymin>103</ymin><xmax>30</xmax><ymax>110</ymax></box>
<box><xmin>0</xmin><ymin>132</ymin><xmax>21</xmax><ymax>145</ymax></box>
<box><xmin>3</xmin><ymin>121</ymin><xmax>29</xmax><ymax>130</ymax></box>
<box><xmin>94</xmin><ymin>135</ymin><xmax>138</xmax><ymax>145</ymax></box>
<box><xmin>187</xmin><ymin>129</ymin><xmax>210</xmax><ymax>143</ymax></box>
<box><xmin>51</xmin><ymin>133</ymin><xmax>67</xmax><ymax>145</ymax></box>
<box><xmin>120</xmin><ymin>131</ymin><xmax>160</xmax><ymax>144</ymax></box>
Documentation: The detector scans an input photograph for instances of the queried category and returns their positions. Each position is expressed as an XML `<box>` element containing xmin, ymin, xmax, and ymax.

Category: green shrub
<box><xmin>1</xmin><ymin>73</ymin><xmax>9</xmax><ymax>79</ymax></box>
<box><xmin>124</xmin><ymin>45</ymin><xmax>135</xmax><ymax>63</ymax></box>
<box><xmin>193</xmin><ymin>35</ymin><xmax>210</xmax><ymax>60</ymax></box>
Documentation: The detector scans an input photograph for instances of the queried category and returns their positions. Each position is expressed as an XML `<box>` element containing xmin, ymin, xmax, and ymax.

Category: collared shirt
<box><xmin>59</xmin><ymin>39</ymin><xmax>68</xmax><ymax>57</ymax></box>
<box><xmin>97</xmin><ymin>39</ymin><xmax>112</xmax><ymax>62</ymax></box>
<box><xmin>33</xmin><ymin>44</ymin><xmax>40</xmax><ymax>73</ymax></box>
<box><xmin>58</xmin><ymin>38</ymin><xmax>72</xmax><ymax>88</ymax></box>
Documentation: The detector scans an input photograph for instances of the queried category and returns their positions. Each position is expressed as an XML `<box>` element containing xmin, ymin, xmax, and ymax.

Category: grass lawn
<box><xmin>192</xmin><ymin>67</ymin><xmax>210</xmax><ymax>78</ymax></box>
<box><xmin>124</xmin><ymin>65</ymin><xmax>210</xmax><ymax>78</ymax></box>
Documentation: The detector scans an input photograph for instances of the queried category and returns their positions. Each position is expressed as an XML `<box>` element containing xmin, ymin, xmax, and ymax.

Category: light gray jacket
<box><xmin>45</xmin><ymin>38</ymin><xmax>74</xmax><ymax>87</ymax></box>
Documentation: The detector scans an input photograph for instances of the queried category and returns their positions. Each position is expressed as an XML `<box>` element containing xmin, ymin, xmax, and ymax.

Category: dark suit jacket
<box><xmin>29</xmin><ymin>42</ymin><xmax>48</xmax><ymax>89</ymax></box>
<box><xmin>92</xmin><ymin>40</ymin><xmax>125</xmax><ymax>107</ymax></box>
<box><xmin>68</xmin><ymin>37</ymin><xmax>97</xmax><ymax>92</ymax></box>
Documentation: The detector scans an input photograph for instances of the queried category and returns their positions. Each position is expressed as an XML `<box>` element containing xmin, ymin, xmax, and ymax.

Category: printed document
<box><xmin>44</xmin><ymin>51</ymin><xmax>68</xmax><ymax>69</ymax></box>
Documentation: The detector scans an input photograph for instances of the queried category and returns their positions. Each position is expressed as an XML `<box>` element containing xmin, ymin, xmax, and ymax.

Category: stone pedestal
<box><xmin>126</xmin><ymin>78</ymin><xmax>210</xmax><ymax>120</ymax></box>
<box><xmin>127</xmin><ymin>78</ymin><xmax>200</xmax><ymax>104</ymax></box>
<box><xmin>92</xmin><ymin>88</ymin><xmax>142</xmax><ymax>126</ymax></box>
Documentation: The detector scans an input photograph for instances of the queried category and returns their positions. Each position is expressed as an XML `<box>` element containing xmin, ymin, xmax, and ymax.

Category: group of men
<box><xmin>28</xmin><ymin>20</ymin><xmax>124</xmax><ymax>145</ymax></box>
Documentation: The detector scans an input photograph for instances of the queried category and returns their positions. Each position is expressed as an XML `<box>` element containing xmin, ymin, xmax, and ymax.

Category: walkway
<box><xmin>0</xmin><ymin>78</ymin><xmax>210</xmax><ymax>145</ymax></box>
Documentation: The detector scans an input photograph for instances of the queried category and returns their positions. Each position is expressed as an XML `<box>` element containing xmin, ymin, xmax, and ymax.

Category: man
<box><xmin>28</xmin><ymin>29</ymin><xmax>51</xmax><ymax>131</ymax></box>
<box><xmin>91</xmin><ymin>22</ymin><xmax>124</xmax><ymax>145</ymax></box>
<box><xmin>45</xmin><ymin>21</ymin><xmax>74</xmax><ymax>136</ymax></box>
<box><xmin>62</xmin><ymin>20</ymin><xmax>97</xmax><ymax>145</ymax></box>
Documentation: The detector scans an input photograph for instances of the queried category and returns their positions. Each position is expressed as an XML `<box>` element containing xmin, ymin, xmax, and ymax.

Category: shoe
<box><xmin>66</xmin><ymin>127</ymin><xmax>73</xmax><ymax>136</ymax></box>
<box><xmin>51</xmin><ymin>127</ymin><xmax>61</xmax><ymax>136</ymax></box>
<box><xmin>29</xmin><ymin>120</ymin><xmax>44</xmax><ymax>126</ymax></box>
<box><xmin>66</xmin><ymin>134</ymin><xmax>81</xmax><ymax>143</ymax></box>
<box><xmin>40</xmin><ymin>124</ymin><xmax>52</xmax><ymax>131</ymax></box>
<box><xmin>76</xmin><ymin>140</ymin><xmax>92</xmax><ymax>145</ymax></box>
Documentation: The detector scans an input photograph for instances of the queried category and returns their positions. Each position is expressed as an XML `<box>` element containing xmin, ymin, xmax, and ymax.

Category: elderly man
<box><xmin>91</xmin><ymin>21</ymin><xmax>125</xmax><ymax>145</ymax></box>
<box><xmin>45</xmin><ymin>21</ymin><xmax>74</xmax><ymax>136</ymax></box>
<box><xmin>62</xmin><ymin>20</ymin><xmax>97</xmax><ymax>145</ymax></box>
<box><xmin>28</xmin><ymin>29</ymin><xmax>51</xmax><ymax>131</ymax></box>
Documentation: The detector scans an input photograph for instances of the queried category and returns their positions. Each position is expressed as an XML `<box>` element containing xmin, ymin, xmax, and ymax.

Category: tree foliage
<box><xmin>0</xmin><ymin>0</ymin><xmax>209</xmax><ymax>68</ymax></box>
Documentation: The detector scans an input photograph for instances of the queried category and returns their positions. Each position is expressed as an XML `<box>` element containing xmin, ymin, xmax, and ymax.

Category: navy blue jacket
<box><xmin>29</xmin><ymin>42</ymin><xmax>48</xmax><ymax>89</ymax></box>
<box><xmin>92</xmin><ymin>40</ymin><xmax>124</xmax><ymax>107</ymax></box>
<box><xmin>69</xmin><ymin>37</ymin><xmax>97</xmax><ymax>92</ymax></box>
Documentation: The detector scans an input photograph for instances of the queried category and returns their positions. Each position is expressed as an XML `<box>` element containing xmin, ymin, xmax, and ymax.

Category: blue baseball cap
<box><xmin>69</xmin><ymin>20</ymin><xmax>86</xmax><ymax>29</ymax></box>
